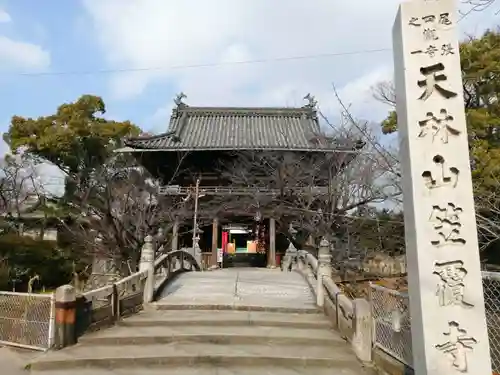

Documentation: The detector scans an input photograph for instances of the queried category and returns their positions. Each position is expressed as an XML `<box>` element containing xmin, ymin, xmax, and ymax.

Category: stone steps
<box><xmin>28</xmin><ymin>308</ymin><xmax>371</xmax><ymax>374</ymax></box>
<box><xmin>28</xmin><ymin>342</ymin><xmax>357</xmax><ymax>371</ymax></box>
<box><xmin>152</xmin><ymin>301</ymin><xmax>321</xmax><ymax>314</ymax></box>
<box><xmin>28</xmin><ymin>366</ymin><xmax>366</xmax><ymax>375</ymax></box>
<box><xmin>118</xmin><ymin>309</ymin><xmax>330</xmax><ymax>329</ymax></box>
<box><xmin>78</xmin><ymin>324</ymin><xmax>343</xmax><ymax>346</ymax></box>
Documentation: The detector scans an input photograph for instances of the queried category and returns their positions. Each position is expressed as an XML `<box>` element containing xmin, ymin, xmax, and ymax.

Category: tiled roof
<box><xmin>124</xmin><ymin>105</ymin><xmax>356</xmax><ymax>152</ymax></box>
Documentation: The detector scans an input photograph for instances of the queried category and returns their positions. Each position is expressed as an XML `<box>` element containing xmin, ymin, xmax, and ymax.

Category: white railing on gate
<box><xmin>0</xmin><ymin>291</ymin><xmax>55</xmax><ymax>351</ymax></box>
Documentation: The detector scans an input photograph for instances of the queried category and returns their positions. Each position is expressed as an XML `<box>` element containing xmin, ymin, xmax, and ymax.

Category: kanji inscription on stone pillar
<box><xmin>393</xmin><ymin>0</ymin><xmax>491</xmax><ymax>374</ymax></box>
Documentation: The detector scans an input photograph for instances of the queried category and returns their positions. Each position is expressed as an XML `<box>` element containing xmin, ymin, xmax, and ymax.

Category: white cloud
<box><xmin>0</xmin><ymin>9</ymin><xmax>11</xmax><ymax>23</ymax></box>
<box><xmin>0</xmin><ymin>133</ymin><xmax>65</xmax><ymax>197</ymax></box>
<box><xmin>0</xmin><ymin>9</ymin><xmax>50</xmax><ymax>71</ymax></box>
<box><xmin>0</xmin><ymin>36</ymin><xmax>50</xmax><ymax>70</ymax></box>
<box><xmin>0</xmin><ymin>135</ymin><xmax>7</xmax><ymax>155</ymax></box>
<box><xmin>82</xmin><ymin>0</ymin><xmax>498</xmax><ymax>126</ymax></box>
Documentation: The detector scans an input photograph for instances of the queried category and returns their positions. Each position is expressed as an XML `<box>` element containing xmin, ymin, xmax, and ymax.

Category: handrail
<box><xmin>158</xmin><ymin>185</ymin><xmax>330</xmax><ymax>196</ymax></box>
<box><xmin>115</xmin><ymin>269</ymin><xmax>148</xmax><ymax>284</ymax></box>
<box><xmin>296</xmin><ymin>249</ymin><xmax>355</xmax><ymax>334</ymax></box>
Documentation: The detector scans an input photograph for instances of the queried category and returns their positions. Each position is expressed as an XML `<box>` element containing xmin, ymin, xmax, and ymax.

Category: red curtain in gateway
<box><xmin>221</xmin><ymin>231</ymin><xmax>228</xmax><ymax>253</ymax></box>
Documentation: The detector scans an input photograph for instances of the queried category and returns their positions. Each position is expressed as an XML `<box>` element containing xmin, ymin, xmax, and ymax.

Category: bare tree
<box><xmin>0</xmin><ymin>153</ymin><xmax>47</xmax><ymax>235</ymax></box>
<box><xmin>215</xmin><ymin>88</ymin><xmax>402</xmax><ymax>262</ymax></box>
<box><xmin>372</xmin><ymin>81</ymin><xmax>396</xmax><ymax>108</ymax></box>
<box><xmin>474</xmin><ymin>169</ymin><xmax>500</xmax><ymax>257</ymax></box>
<box><xmin>460</xmin><ymin>0</ymin><xmax>499</xmax><ymax>18</ymax></box>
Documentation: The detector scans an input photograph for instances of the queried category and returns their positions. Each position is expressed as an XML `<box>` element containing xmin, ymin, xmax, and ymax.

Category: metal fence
<box><xmin>370</xmin><ymin>272</ymin><xmax>500</xmax><ymax>372</ymax></box>
<box><xmin>369</xmin><ymin>283</ymin><xmax>413</xmax><ymax>366</ymax></box>
<box><xmin>0</xmin><ymin>291</ymin><xmax>55</xmax><ymax>351</ymax></box>
<box><xmin>482</xmin><ymin>271</ymin><xmax>500</xmax><ymax>373</ymax></box>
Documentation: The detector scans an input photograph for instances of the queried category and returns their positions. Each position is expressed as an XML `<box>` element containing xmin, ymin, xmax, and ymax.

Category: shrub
<box><xmin>0</xmin><ymin>234</ymin><xmax>72</xmax><ymax>291</ymax></box>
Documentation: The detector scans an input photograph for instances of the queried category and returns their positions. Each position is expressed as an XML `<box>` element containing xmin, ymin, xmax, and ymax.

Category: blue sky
<box><xmin>0</xmin><ymin>0</ymin><xmax>162</xmax><ymax>134</ymax></box>
<box><xmin>0</xmin><ymin>0</ymin><xmax>497</xmax><ymax>186</ymax></box>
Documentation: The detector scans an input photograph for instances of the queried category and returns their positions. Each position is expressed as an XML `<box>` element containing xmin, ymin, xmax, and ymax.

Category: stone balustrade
<box><xmin>295</xmin><ymin>243</ymin><xmax>369</xmax><ymax>360</ymax></box>
<box><xmin>54</xmin><ymin>235</ymin><xmax>202</xmax><ymax>349</ymax></box>
<box><xmin>295</xmin><ymin>242</ymin><xmax>375</xmax><ymax>366</ymax></box>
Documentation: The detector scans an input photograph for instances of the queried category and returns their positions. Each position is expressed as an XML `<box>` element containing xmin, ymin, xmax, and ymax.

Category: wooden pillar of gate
<box><xmin>171</xmin><ymin>218</ymin><xmax>179</xmax><ymax>252</ymax></box>
<box><xmin>267</xmin><ymin>218</ymin><xmax>276</xmax><ymax>268</ymax></box>
<box><xmin>211</xmin><ymin>218</ymin><xmax>219</xmax><ymax>267</ymax></box>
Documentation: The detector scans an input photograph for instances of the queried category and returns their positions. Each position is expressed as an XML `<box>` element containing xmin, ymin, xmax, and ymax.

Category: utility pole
<box><xmin>191</xmin><ymin>177</ymin><xmax>205</xmax><ymax>269</ymax></box>
<box><xmin>192</xmin><ymin>178</ymin><xmax>200</xmax><ymax>248</ymax></box>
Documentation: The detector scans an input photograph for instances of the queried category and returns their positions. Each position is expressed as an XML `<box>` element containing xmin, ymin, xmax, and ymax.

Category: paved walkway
<box><xmin>28</xmin><ymin>268</ymin><xmax>374</xmax><ymax>374</ymax></box>
<box><xmin>156</xmin><ymin>268</ymin><xmax>317</xmax><ymax>311</ymax></box>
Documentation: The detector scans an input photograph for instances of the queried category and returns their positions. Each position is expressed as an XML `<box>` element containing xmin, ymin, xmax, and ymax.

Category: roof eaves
<box><xmin>116</xmin><ymin>145</ymin><xmax>362</xmax><ymax>153</ymax></box>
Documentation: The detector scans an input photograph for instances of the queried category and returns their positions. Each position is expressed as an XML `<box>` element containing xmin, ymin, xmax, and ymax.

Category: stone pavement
<box><xmin>0</xmin><ymin>346</ymin><xmax>42</xmax><ymax>375</ymax></box>
<box><xmin>156</xmin><ymin>267</ymin><xmax>317</xmax><ymax>311</ymax></box>
<box><xmin>28</xmin><ymin>268</ymin><xmax>374</xmax><ymax>374</ymax></box>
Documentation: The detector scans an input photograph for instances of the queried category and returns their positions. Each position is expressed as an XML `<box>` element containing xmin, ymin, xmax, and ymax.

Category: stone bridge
<box><xmin>24</xmin><ymin>242</ymin><xmax>376</xmax><ymax>375</ymax></box>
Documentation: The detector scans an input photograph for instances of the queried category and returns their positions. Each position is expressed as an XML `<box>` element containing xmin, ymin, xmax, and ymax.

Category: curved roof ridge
<box><xmin>173</xmin><ymin>105</ymin><xmax>317</xmax><ymax>117</ymax></box>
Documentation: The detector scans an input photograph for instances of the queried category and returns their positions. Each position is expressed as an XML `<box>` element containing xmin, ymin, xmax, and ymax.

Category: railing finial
<box><xmin>319</xmin><ymin>237</ymin><xmax>330</xmax><ymax>249</ymax></box>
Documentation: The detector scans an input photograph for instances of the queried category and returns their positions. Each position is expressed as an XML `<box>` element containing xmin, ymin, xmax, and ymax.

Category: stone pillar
<box><xmin>172</xmin><ymin>219</ymin><xmax>179</xmax><ymax>252</ymax></box>
<box><xmin>316</xmin><ymin>238</ymin><xmax>332</xmax><ymax>307</ymax></box>
<box><xmin>193</xmin><ymin>236</ymin><xmax>202</xmax><ymax>268</ymax></box>
<box><xmin>319</xmin><ymin>238</ymin><xmax>333</xmax><ymax>277</ymax></box>
<box><xmin>139</xmin><ymin>235</ymin><xmax>155</xmax><ymax>303</ymax></box>
<box><xmin>282</xmin><ymin>242</ymin><xmax>298</xmax><ymax>272</ymax></box>
<box><xmin>54</xmin><ymin>285</ymin><xmax>76</xmax><ymax>349</ymax></box>
<box><xmin>156</xmin><ymin>228</ymin><xmax>167</xmax><ymax>277</ymax></box>
<box><xmin>267</xmin><ymin>218</ymin><xmax>276</xmax><ymax>268</ymax></box>
<box><xmin>156</xmin><ymin>228</ymin><xmax>164</xmax><ymax>255</ymax></box>
<box><xmin>139</xmin><ymin>235</ymin><xmax>154</xmax><ymax>272</ymax></box>
<box><xmin>352</xmin><ymin>298</ymin><xmax>372</xmax><ymax>362</ymax></box>
<box><xmin>393</xmin><ymin>1</ymin><xmax>491</xmax><ymax>373</ymax></box>
<box><xmin>211</xmin><ymin>218</ymin><xmax>219</xmax><ymax>267</ymax></box>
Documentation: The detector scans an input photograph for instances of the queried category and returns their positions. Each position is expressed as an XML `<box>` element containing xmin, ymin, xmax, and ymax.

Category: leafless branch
<box><xmin>372</xmin><ymin>81</ymin><xmax>396</xmax><ymax>108</ymax></box>
<box><xmin>0</xmin><ymin>153</ymin><xmax>48</xmax><ymax>235</ymax></box>
<box><xmin>213</xmin><ymin>87</ymin><xmax>402</xmax><ymax>259</ymax></box>
<box><xmin>61</xmin><ymin>152</ymin><xmax>195</xmax><ymax>276</ymax></box>
<box><xmin>459</xmin><ymin>0</ymin><xmax>499</xmax><ymax>20</ymax></box>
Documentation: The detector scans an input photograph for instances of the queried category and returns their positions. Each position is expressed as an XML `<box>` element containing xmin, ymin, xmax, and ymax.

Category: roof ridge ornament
<box><xmin>303</xmin><ymin>93</ymin><xmax>317</xmax><ymax>109</ymax></box>
<box><xmin>173</xmin><ymin>92</ymin><xmax>187</xmax><ymax>107</ymax></box>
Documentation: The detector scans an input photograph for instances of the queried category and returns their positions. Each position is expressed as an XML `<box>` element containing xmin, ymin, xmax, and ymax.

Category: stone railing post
<box><xmin>352</xmin><ymin>298</ymin><xmax>373</xmax><ymax>362</ymax></box>
<box><xmin>316</xmin><ymin>238</ymin><xmax>332</xmax><ymax>307</ymax></box>
<box><xmin>282</xmin><ymin>242</ymin><xmax>297</xmax><ymax>272</ymax></box>
<box><xmin>139</xmin><ymin>235</ymin><xmax>155</xmax><ymax>303</ymax></box>
<box><xmin>193</xmin><ymin>236</ymin><xmax>202</xmax><ymax>269</ymax></box>
<box><xmin>54</xmin><ymin>285</ymin><xmax>76</xmax><ymax>349</ymax></box>
<box><xmin>155</xmin><ymin>229</ymin><xmax>167</xmax><ymax>277</ymax></box>
<box><xmin>156</xmin><ymin>228</ymin><xmax>164</xmax><ymax>255</ymax></box>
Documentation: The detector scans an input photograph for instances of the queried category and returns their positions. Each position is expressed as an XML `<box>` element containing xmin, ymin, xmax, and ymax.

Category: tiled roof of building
<box><xmin>124</xmin><ymin>100</ymin><xmax>360</xmax><ymax>152</ymax></box>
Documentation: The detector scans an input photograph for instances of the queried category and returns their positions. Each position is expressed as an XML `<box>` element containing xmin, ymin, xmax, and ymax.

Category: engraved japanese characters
<box><xmin>398</xmin><ymin>3</ymin><xmax>487</xmax><ymax>372</ymax></box>
<box><xmin>418</xmin><ymin>63</ymin><xmax>458</xmax><ymax>100</ymax></box>
<box><xmin>418</xmin><ymin>109</ymin><xmax>460</xmax><ymax>144</ymax></box>
<box><xmin>435</xmin><ymin>322</ymin><xmax>478</xmax><ymax>372</ymax></box>
<box><xmin>394</xmin><ymin>0</ymin><xmax>492</xmax><ymax>372</ymax></box>
<box><xmin>421</xmin><ymin>155</ymin><xmax>459</xmax><ymax>189</ymax></box>
<box><xmin>433</xmin><ymin>260</ymin><xmax>473</xmax><ymax>307</ymax></box>
<box><xmin>429</xmin><ymin>203</ymin><xmax>465</xmax><ymax>246</ymax></box>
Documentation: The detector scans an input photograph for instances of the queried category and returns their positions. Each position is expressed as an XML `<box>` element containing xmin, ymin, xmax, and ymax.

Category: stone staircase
<box><xmin>27</xmin><ymin>306</ymin><xmax>374</xmax><ymax>374</ymax></box>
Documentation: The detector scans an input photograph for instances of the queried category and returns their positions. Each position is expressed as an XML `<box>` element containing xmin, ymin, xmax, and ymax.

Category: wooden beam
<box><xmin>211</xmin><ymin>218</ymin><xmax>218</xmax><ymax>267</ymax></box>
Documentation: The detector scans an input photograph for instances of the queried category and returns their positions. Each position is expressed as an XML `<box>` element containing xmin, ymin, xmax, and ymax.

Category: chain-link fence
<box><xmin>0</xmin><ymin>291</ymin><xmax>55</xmax><ymax>350</ymax></box>
<box><xmin>482</xmin><ymin>271</ymin><xmax>500</xmax><ymax>373</ymax></box>
<box><xmin>370</xmin><ymin>273</ymin><xmax>500</xmax><ymax>371</ymax></box>
<box><xmin>369</xmin><ymin>283</ymin><xmax>413</xmax><ymax>366</ymax></box>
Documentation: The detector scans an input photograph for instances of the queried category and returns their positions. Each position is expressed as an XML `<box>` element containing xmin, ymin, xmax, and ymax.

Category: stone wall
<box><xmin>362</xmin><ymin>253</ymin><xmax>406</xmax><ymax>277</ymax></box>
